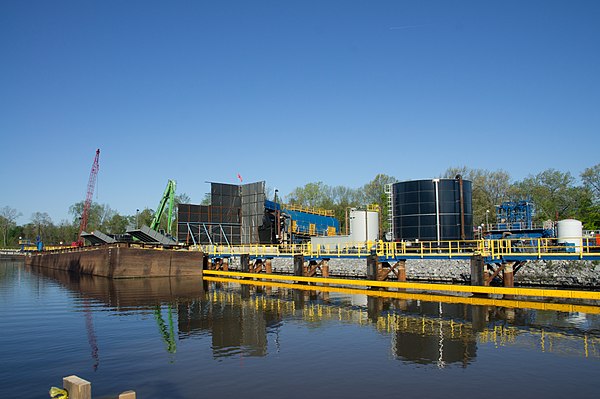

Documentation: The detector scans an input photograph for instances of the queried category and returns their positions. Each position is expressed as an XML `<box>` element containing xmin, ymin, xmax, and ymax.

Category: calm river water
<box><xmin>1</xmin><ymin>259</ymin><xmax>600</xmax><ymax>398</ymax></box>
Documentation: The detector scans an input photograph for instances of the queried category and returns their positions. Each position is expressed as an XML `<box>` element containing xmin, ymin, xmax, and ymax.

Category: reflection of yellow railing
<box><xmin>204</xmin><ymin>277</ymin><xmax>600</xmax><ymax>358</ymax></box>
<box><xmin>201</xmin><ymin>238</ymin><xmax>600</xmax><ymax>261</ymax></box>
<box><xmin>284</xmin><ymin>204</ymin><xmax>335</xmax><ymax>217</ymax></box>
<box><xmin>205</xmin><ymin>270</ymin><xmax>600</xmax><ymax>300</ymax></box>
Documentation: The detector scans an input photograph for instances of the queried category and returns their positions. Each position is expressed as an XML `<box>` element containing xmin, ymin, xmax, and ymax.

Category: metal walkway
<box><xmin>199</xmin><ymin>238</ymin><xmax>600</xmax><ymax>262</ymax></box>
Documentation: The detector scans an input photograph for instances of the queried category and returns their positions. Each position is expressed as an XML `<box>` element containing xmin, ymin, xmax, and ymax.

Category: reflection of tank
<box><xmin>391</xmin><ymin>301</ymin><xmax>478</xmax><ymax>367</ymax></box>
<box><xmin>394</xmin><ymin>330</ymin><xmax>477</xmax><ymax>367</ymax></box>
<box><xmin>176</xmin><ymin>286</ymin><xmax>283</xmax><ymax>358</ymax></box>
<box><xmin>557</xmin><ymin>219</ymin><xmax>583</xmax><ymax>252</ymax></box>
<box><xmin>210</xmin><ymin>303</ymin><xmax>268</xmax><ymax>357</ymax></box>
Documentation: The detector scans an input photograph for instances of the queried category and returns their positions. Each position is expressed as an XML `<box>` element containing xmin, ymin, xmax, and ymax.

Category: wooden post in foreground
<box><xmin>321</xmin><ymin>259</ymin><xmax>329</xmax><ymax>278</ymax></box>
<box><xmin>503</xmin><ymin>262</ymin><xmax>514</xmax><ymax>288</ymax></box>
<box><xmin>470</xmin><ymin>255</ymin><xmax>485</xmax><ymax>286</ymax></box>
<box><xmin>222</xmin><ymin>257</ymin><xmax>229</xmax><ymax>271</ymax></box>
<box><xmin>293</xmin><ymin>254</ymin><xmax>304</xmax><ymax>276</ymax></box>
<box><xmin>63</xmin><ymin>375</ymin><xmax>91</xmax><ymax>399</ymax></box>
<box><xmin>265</xmin><ymin>259</ymin><xmax>273</xmax><ymax>273</ymax></box>
<box><xmin>366</xmin><ymin>254</ymin><xmax>378</xmax><ymax>281</ymax></box>
<box><xmin>240</xmin><ymin>254</ymin><xmax>249</xmax><ymax>272</ymax></box>
<box><xmin>396</xmin><ymin>260</ymin><xmax>406</xmax><ymax>282</ymax></box>
<box><xmin>61</xmin><ymin>375</ymin><xmax>135</xmax><ymax>399</ymax></box>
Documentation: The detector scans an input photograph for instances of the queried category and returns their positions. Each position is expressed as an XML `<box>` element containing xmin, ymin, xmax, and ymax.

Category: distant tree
<box><xmin>573</xmin><ymin>190</ymin><xmax>600</xmax><ymax>230</ymax></box>
<box><xmin>286</xmin><ymin>176</ymin><xmax>399</xmax><ymax>237</ymax></box>
<box><xmin>571</xmin><ymin>164</ymin><xmax>600</xmax><ymax>229</ymax></box>
<box><xmin>69</xmin><ymin>202</ymin><xmax>118</xmax><ymax>233</ymax></box>
<box><xmin>137</xmin><ymin>208</ymin><xmax>154</xmax><ymax>228</ymax></box>
<box><xmin>582</xmin><ymin>164</ymin><xmax>600</xmax><ymax>202</ymax></box>
<box><xmin>361</xmin><ymin>174</ymin><xmax>398</xmax><ymax>234</ymax></box>
<box><xmin>0</xmin><ymin>206</ymin><xmax>21</xmax><ymax>247</ymax></box>
<box><xmin>103</xmin><ymin>214</ymin><xmax>130</xmax><ymax>234</ymax></box>
<box><xmin>286</xmin><ymin>182</ymin><xmax>329</xmax><ymax>208</ymax></box>
<box><xmin>30</xmin><ymin>212</ymin><xmax>53</xmax><ymax>240</ymax></box>
<box><xmin>443</xmin><ymin>167</ymin><xmax>511</xmax><ymax>226</ymax></box>
<box><xmin>362</xmin><ymin>174</ymin><xmax>397</xmax><ymax>204</ymax></box>
<box><xmin>54</xmin><ymin>219</ymin><xmax>79</xmax><ymax>244</ymax></box>
<box><xmin>200</xmin><ymin>193</ymin><xmax>211</xmax><ymax>205</ymax></box>
<box><xmin>175</xmin><ymin>193</ymin><xmax>191</xmax><ymax>205</ymax></box>
<box><xmin>511</xmin><ymin>169</ymin><xmax>581</xmax><ymax>222</ymax></box>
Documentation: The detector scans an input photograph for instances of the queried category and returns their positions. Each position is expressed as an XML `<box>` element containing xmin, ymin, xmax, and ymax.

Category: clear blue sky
<box><xmin>1</xmin><ymin>0</ymin><xmax>599</xmax><ymax>225</ymax></box>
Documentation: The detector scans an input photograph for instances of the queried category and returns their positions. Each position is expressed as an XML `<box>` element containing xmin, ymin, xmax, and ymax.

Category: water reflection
<box><xmin>25</xmin><ymin>265</ymin><xmax>600</xmax><ymax>367</ymax></box>
<box><xmin>178</xmin><ymin>285</ymin><xmax>282</xmax><ymax>358</ymax></box>
<box><xmin>368</xmin><ymin>298</ymin><xmax>479</xmax><ymax>367</ymax></box>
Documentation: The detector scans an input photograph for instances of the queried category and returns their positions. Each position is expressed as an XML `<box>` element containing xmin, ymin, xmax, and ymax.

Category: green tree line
<box><xmin>1</xmin><ymin>164</ymin><xmax>598</xmax><ymax>247</ymax></box>
<box><xmin>285</xmin><ymin>164</ymin><xmax>600</xmax><ymax>234</ymax></box>
<box><xmin>0</xmin><ymin>193</ymin><xmax>190</xmax><ymax>247</ymax></box>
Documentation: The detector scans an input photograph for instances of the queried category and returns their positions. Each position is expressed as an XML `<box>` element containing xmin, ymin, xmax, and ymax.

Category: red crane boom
<box><xmin>76</xmin><ymin>149</ymin><xmax>100</xmax><ymax>245</ymax></box>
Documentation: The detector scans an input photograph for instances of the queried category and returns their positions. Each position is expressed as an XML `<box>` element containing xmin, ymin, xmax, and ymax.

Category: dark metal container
<box><xmin>391</xmin><ymin>177</ymin><xmax>473</xmax><ymax>241</ymax></box>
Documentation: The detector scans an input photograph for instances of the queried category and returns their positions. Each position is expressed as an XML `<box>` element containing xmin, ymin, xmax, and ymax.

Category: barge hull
<box><xmin>25</xmin><ymin>244</ymin><xmax>203</xmax><ymax>278</ymax></box>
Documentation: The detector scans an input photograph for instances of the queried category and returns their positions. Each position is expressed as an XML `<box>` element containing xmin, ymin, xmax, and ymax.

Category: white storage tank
<box><xmin>557</xmin><ymin>219</ymin><xmax>583</xmax><ymax>252</ymax></box>
<box><xmin>349</xmin><ymin>209</ymin><xmax>379</xmax><ymax>242</ymax></box>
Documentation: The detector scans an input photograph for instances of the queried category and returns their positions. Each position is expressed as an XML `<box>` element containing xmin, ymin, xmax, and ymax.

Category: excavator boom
<box><xmin>149</xmin><ymin>180</ymin><xmax>176</xmax><ymax>234</ymax></box>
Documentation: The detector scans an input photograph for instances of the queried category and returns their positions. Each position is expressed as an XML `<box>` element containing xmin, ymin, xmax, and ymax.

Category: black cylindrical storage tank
<box><xmin>391</xmin><ymin>178</ymin><xmax>473</xmax><ymax>241</ymax></box>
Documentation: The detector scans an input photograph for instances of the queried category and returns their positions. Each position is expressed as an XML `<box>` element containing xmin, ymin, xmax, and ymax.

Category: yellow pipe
<box><xmin>202</xmin><ymin>270</ymin><xmax>600</xmax><ymax>301</ymax></box>
<box><xmin>202</xmin><ymin>276</ymin><xmax>600</xmax><ymax>314</ymax></box>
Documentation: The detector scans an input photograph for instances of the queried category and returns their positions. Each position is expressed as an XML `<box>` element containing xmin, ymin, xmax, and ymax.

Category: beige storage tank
<box><xmin>557</xmin><ymin>219</ymin><xmax>583</xmax><ymax>253</ymax></box>
<box><xmin>349</xmin><ymin>209</ymin><xmax>379</xmax><ymax>242</ymax></box>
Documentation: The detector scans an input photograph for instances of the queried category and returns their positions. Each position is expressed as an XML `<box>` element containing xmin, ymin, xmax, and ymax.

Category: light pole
<box><xmin>485</xmin><ymin>210</ymin><xmax>490</xmax><ymax>231</ymax></box>
<box><xmin>136</xmin><ymin>209</ymin><xmax>140</xmax><ymax>229</ymax></box>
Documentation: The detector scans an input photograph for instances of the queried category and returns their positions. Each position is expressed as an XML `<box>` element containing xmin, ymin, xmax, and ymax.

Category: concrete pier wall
<box><xmin>24</xmin><ymin>244</ymin><xmax>203</xmax><ymax>278</ymax></box>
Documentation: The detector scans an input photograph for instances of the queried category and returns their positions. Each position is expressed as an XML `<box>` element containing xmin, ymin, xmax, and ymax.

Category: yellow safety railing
<box><xmin>284</xmin><ymin>204</ymin><xmax>335</xmax><ymax>217</ymax></box>
<box><xmin>485</xmin><ymin>237</ymin><xmax>598</xmax><ymax>260</ymax></box>
<box><xmin>200</xmin><ymin>238</ymin><xmax>600</xmax><ymax>260</ymax></box>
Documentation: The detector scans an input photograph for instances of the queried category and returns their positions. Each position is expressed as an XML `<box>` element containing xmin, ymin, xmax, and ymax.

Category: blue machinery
<box><xmin>485</xmin><ymin>200</ymin><xmax>554</xmax><ymax>239</ymax></box>
<box><xmin>262</xmin><ymin>200</ymin><xmax>339</xmax><ymax>244</ymax></box>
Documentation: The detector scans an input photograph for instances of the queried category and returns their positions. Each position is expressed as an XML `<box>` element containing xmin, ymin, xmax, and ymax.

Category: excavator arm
<box><xmin>149</xmin><ymin>180</ymin><xmax>176</xmax><ymax>234</ymax></box>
